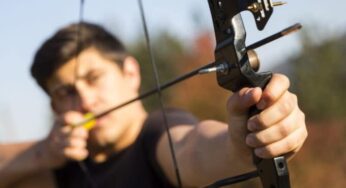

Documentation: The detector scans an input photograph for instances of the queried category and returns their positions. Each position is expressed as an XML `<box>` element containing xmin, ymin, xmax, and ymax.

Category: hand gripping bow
<box><xmin>204</xmin><ymin>0</ymin><xmax>301</xmax><ymax>187</ymax></box>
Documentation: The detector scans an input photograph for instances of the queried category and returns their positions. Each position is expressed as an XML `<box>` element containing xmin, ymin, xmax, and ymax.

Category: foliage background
<box><xmin>129</xmin><ymin>28</ymin><xmax>346</xmax><ymax>187</ymax></box>
<box><xmin>1</xmin><ymin>0</ymin><xmax>345</xmax><ymax>187</ymax></box>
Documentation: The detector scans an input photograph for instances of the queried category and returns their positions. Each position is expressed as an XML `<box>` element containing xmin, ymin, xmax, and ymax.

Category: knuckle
<box><xmin>300</xmin><ymin>126</ymin><xmax>308</xmax><ymax>142</ymax></box>
<box><xmin>279</xmin><ymin>97</ymin><xmax>294</xmax><ymax>115</ymax></box>
<box><xmin>73</xmin><ymin>128</ymin><xmax>88</xmax><ymax>139</ymax></box>
<box><xmin>256</xmin><ymin>145</ymin><xmax>275</xmax><ymax>158</ymax></box>
<box><xmin>69</xmin><ymin>138</ymin><xmax>78</xmax><ymax>147</ymax></box>
<box><xmin>71</xmin><ymin>128</ymin><xmax>81</xmax><ymax>136</ymax></box>
<box><xmin>63</xmin><ymin>114</ymin><xmax>74</xmax><ymax>125</ymax></box>
<box><xmin>63</xmin><ymin>148</ymin><xmax>72</xmax><ymax>157</ymax></box>
<box><xmin>76</xmin><ymin>149</ymin><xmax>88</xmax><ymax>161</ymax></box>
<box><xmin>256</xmin><ymin>114</ymin><xmax>266</xmax><ymax>128</ymax></box>
<box><xmin>292</xmin><ymin>93</ymin><xmax>298</xmax><ymax>103</ymax></box>
<box><xmin>303</xmin><ymin>127</ymin><xmax>308</xmax><ymax>139</ymax></box>
<box><xmin>263</xmin><ymin>146</ymin><xmax>276</xmax><ymax>158</ymax></box>
<box><xmin>276</xmin><ymin>74</ymin><xmax>290</xmax><ymax>87</ymax></box>
<box><xmin>299</xmin><ymin>110</ymin><xmax>306</xmax><ymax>122</ymax></box>
<box><xmin>63</xmin><ymin>147</ymin><xmax>87</xmax><ymax>161</ymax></box>
<box><xmin>66</xmin><ymin>137</ymin><xmax>74</xmax><ymax>147</ymax></box>
<box><xmin>249</xmin><ymin>134</ymin><xmax>262</xmax><ymax>147</ymax></box>
<box><xmin>284</xmin><ymin>139</ymin><xmax>296</xmax><ymax>152</ymax></box>
<box><xmin>61</xmin><ymin>126</ymin><xmax>72</xmax><ymax>134</ymax></box>
<box><xmin>296</xmin><ymin>110</ymin><xmax>307</xmax><ymax>137</ymax></box>
<box><xmin>278</xmin><ymin>122</ymin><xmax>290</xmax><ymax>137</ymax></box>
<box><xmin>76</xmin><ymin>139</ymin><xmax>86</xmax><ymax>148</ymax></box>
<box><xmin>264</xmin><ymin>89</ymin><xmax>276</xmax><ymax>102</ymax></box>
<box><xmin>70</xmin><ymin>137</ymin><xmax>84</xmax><ymax>148</ymax></box>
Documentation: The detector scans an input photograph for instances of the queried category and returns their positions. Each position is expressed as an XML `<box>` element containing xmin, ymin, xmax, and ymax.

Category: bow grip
<box><xmin>214</xmin><ymin>58</ymin><xmax>291</xmax><ymax>188</ymax></box>
<box><xmin>249</xmin><ymin>78</ymin><xmax>291</xmax><ymax>188</ymax></box>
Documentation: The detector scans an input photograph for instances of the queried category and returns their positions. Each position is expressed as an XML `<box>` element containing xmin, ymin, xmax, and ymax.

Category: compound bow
<box><xmin>73</xmin><ymin>0</ymin><xmax>302</xmax><ymax>187</ymax></box>
<box><xmin>203</xmin><ymin>0</ymin><xmax>300</xmax><ymax>187</ymax></box>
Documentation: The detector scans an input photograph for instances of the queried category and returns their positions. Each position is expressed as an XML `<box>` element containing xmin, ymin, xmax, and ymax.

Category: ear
<box><xmin>122</xmin><ymin>56</ymin><xmax>141</xmax><ymax>91</ymax></box>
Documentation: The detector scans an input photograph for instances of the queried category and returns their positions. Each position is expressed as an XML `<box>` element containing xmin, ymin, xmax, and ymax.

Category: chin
<box><xmin>89</xmin><ymin>126</ymin><xmax>119</xmax><ymax>147</ymax></box>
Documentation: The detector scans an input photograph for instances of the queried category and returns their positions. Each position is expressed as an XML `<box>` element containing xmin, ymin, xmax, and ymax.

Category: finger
<box><xmin>61</xmin><ymin>125</ymin><xmax>73</xmax><ymax>134</ymax></box>
<box><xmin>227</xmin><ymin>87</ymin><xmax>262</xmax><ymax>117</ymax></box>
<box><xmin>257</xmin><ymin>74</ymin><xmax>290</xmax><ymax>110</ymax></box>
<box><xmin>246</xmin><ymin>107</ymin><xmax>300</xmax><ymax>147</ymax></box>
<box><xmin>254</xmin><ymin>125</ymin><xmax>308</xmax><ymax>158</ymax></box>
<box><xmin>284</xmin><ymin>141</ymin><xmax>305</xmax><ymax>161</ymax></box>
<box><xmin>68</xmin><ymin>137</ymin><xmax>87</xmax><ymax>148</ymax></box>
<box><xmin>60</xmin><ymin>127</ymin><xmax>88</xmax><ymax>148</ymax></box>
<box><xmin>248</xmin><ymin>91</ymin><xmax>297</xmax><ymax>131</ymax></box>
<box><xmin>70</xmin><ymin>127</ymin><xmax>89</xmax><ymax>139</ymax></box>
<box><xmin>63</xmin><ymin>111</ymin><xmax>85</xmax><ymax>126</ymax></box>
<box><xmin>48</xmin><ymin>126</ymin><xmax>71</xmax><ymax>149</ymax></box>
<box><xmin>64</xmin><ymin>147</ymin><xmax>89</xmax><ymax>161</ymax></box>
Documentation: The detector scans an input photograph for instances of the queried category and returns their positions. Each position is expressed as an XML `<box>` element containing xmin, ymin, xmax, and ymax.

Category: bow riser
<box><xmin>208</xmin><ymin>0</ymin><xmax>274</xmax><ymax>92</ymax></box>
<box><xmin>208</xmin><ymin>0</ymin><xmax>291</xmax><ymax>187</ymax></box>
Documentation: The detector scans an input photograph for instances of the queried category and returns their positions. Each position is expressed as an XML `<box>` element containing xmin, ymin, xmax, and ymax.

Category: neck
<box><xmin>90</xmin><ymin>101</ymin><xmax>147</xmax><ymax>163</ymax></box>
<box><xmin>114</xmin><ymin>102</ymin><xmax>147</xmax><ymax>152</ymax></box>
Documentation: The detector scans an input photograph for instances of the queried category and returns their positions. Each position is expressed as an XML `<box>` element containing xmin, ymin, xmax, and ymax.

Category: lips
<box><xmin>88</xmin><ymin>107</ymin><xmax>116</xmax><ymax>130</ymax></box>
<box><xmin>95</xmin><ymin>116</ymin><xmax>106</xmax><ymax>127</ymax></box>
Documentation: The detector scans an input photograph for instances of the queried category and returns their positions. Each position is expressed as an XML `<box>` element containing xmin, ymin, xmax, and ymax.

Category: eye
<box><xmin>85</xmin><ymin>71</ymin><xmax>103</xmax><ymax>85</ymax></box>
<box><xmin>53</xmin><ymin>85</ymin><xmax>77</xmax><ymax>99</ymax></box>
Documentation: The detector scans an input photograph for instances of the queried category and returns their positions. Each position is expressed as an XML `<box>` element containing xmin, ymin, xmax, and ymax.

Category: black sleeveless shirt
<box><xmin>54</xmin><ymin>108</ymin><xmax>198</xmax><ymax>188</ymax></box>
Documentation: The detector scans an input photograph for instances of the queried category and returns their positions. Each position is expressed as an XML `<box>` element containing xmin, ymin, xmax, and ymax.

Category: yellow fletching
<box><xmin>82</xmin><ymin>113</ymin><xmax>96</xmax><ymax>130</ymax></box>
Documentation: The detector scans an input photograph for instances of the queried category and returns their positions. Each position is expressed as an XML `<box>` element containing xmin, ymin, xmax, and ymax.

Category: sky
<box><xmin>1</xmin><ymin>0</ymin><xmax>346</xmax><ymax>142</ymax></box>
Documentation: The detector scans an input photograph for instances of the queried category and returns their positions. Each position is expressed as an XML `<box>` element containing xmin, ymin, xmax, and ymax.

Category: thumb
<box><xmin>227</xmin><ymin>87</ymin><xmax>262</xmax><ymax>117</ymax></box>
<box><xmin>226</xmin><ymin>87</ymin><xmax>262</xmax><ymax>155</ymax></box>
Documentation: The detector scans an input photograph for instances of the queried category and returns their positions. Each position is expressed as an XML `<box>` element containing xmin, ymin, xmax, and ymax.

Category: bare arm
<box><xmin>156</xmin><ymin>74</ymin><xmax>308</xmax><ymax>187</ymax></box>
<box><xmin>156</xmin><ymin>121</ymin><xmax>254</xmax><ymax>187</ymax></box>
<box><xmin>0</xmin><ymin>141</ymin><xmax>54</xmax><ymax>187</ymax></box>
<box><xmin>0</xmin><ymin>112</ymin><xmax>90</xmax><ymax>187</ymax></box>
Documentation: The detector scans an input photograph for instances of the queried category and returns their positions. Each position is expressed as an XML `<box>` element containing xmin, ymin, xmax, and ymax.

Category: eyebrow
<box><xmin>49</xmin><ymin>68</ymin><xmax>106</xmax><ymax>94</ymax></box>
<box><xmin>75</xmin><ymin>69</ymin><xmax>103</xmax><ymax>80</ymax></box>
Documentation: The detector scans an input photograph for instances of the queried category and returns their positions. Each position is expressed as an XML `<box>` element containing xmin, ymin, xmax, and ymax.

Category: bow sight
<box><xmin>202</xmin><ymin>0</ymin><xmax>302</xmax><ymax>187</ymax></box>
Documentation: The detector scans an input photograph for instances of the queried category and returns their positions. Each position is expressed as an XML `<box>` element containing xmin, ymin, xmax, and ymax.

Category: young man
<box><xmin>0</xmin><ymin>22</ymin><xmax>307</xmax><ymax>188</ymax></box>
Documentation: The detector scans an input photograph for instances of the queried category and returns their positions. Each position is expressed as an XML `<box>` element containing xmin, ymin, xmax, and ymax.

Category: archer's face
<box><xmin>47</xmin><ymin>48</ymin><xmax>141</xmax><ymax>147</ymax></box>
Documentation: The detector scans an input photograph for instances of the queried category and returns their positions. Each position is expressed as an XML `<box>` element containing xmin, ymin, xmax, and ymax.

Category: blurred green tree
<box><xmin>128</xmin><ymin>31</ymin><xmax>185</xmax><ymax>111</ymax></box>
<box><xmin>289</xmin><ymin>31</ymin><xmax>346</xmax><ymax>121</ymax></box>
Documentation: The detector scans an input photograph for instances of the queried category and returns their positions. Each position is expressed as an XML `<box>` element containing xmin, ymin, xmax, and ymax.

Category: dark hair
<box><xmin>31</xmin><ymin>22</ymin><xmax>128</xmax><ymax>93</ymax></box>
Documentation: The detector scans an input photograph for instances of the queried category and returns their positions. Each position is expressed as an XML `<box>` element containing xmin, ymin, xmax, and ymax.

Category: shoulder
<box><xmin>140</xmin><ymin>108</ymin><xmax>198</xmax><ymax>146</ymax></box>
<box><xmin>144</xmin><ymin>108</ymin><xmax>199</xmax><ymax>129</ymax></box>
<box><xmin>138</xmin><ymin>108</ymin><xmax>198</xmax><ymax>185</ymax></box>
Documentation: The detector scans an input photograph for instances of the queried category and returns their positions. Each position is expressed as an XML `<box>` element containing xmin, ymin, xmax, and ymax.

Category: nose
<box><xmin>74</xmin><ymin>81</ymin><xmax>97</xmax><ymax>113</ymax></box>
